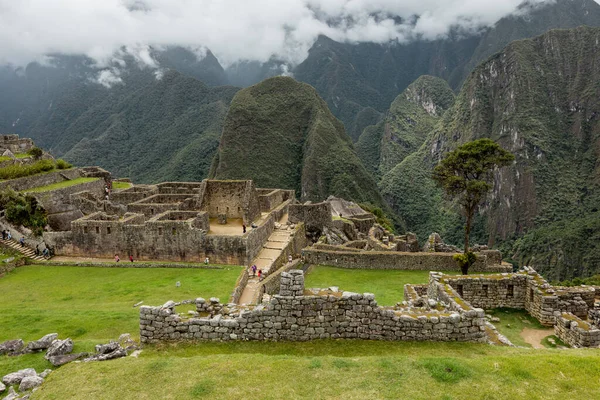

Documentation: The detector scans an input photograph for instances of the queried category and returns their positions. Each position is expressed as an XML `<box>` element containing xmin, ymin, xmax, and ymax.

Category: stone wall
<box><xmin>199</xmin><ymin>180</ymin><xmax>261</xmax><ymax>224</ymax></box>
<box><xmin>258</xmin><ymin>189</ymin><xmax>294</xmax><ymax>212</ymax></box>
<box><xmin>554</xmin><ymin>312</ymin><xmax>600</xmax><ymax>348</ymax></box>
<box><xmin>34</xmin><ymin>178</ymin><xmax>106</xmax><ymax>231</ymax></box>
<box><xmin>229</xmin><ymin>268</ymin><xmax>249</xmax><ymax>304</ymax></box>
<box><xmin>288</xmin><ymin>202</ymin><xmax>332</xmax><ymax>233</ymax></box>
<box><xmin>110</xmin><ymin>186</ymin><xmax>158</xmax><ymax>205</ymax></box>
<box><xmin>441</xmin><ymin>274</ymin><xmax>528</xmax><ymax>310</ymax></box>
<box><xmin>302</xmin><ymin>248</ymin><xmax>512</xmax><ymax>273</ymax></box>
<box><xmin>140</xmin><ymin>270</ymin><xmax>487</xmax><ymax>344</ymax></box>
<box><xmin>0</xmin><ymin>134</ymin><xmax>34</xmax><ymax>153</ymax></box>
<box><xmin>0</xmin><ymin>168</ymin><xmax>82</xmax><ymax>192</ymax></box>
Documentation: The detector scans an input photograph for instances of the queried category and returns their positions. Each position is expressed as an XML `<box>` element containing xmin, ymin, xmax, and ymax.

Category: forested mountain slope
<box><xmin>356</xmin><ymin>76</ymin><xmax>455</xmax><ymax>179</ymax></box>
<box><xmin>381</xmin><ymin>26</ymin><xmax>600</xmax><ymax>280</ymax></box>
<box><xmin>295</xmin><ymin>0</ymin><xmax>600</xmax><ymax>140</ymax></box>
<box><xmin>210</xmin><ymin>76</ymin><xmax>385</xmax><ymax>207</ymax></box>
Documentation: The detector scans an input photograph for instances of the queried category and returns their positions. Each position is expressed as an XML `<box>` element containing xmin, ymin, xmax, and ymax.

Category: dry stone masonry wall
<box><xmin>141</xmin><ymin>269</ymin><xmax>488</xmax><ymax>344</ymax></box>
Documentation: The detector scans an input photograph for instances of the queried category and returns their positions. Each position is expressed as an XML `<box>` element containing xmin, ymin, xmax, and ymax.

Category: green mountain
<box><xmin>356</xmin><ymin>76</ymin><xmax>455</xmax><ymax>178</ymax></box>
<box><xmin>210</xmin><ymin>76</ymin><xmax>385</xmax><ymax>206</ymax></box>
<box><xmin>294</xmin><ymin>0</ymin><xmax>600</xmax><ymax>141</ymax></box>
<box><xmin>381</xmin><ymin>26</ymin><xmax>600</xmax><ymax>280</ymax></box>
<box><xmin>63</xmin><ymin>71</ymin><xmax>239</xmax><ymax>182</ymax></box>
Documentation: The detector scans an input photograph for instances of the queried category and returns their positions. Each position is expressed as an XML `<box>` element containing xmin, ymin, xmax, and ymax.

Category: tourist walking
<box><xmin>2</xmin><ymin>230</ymin><xmax>5</xmax><ymax>240</ymax></box>
<box><xmin>251</xmin><ymin>264</ymin><xmax>257</xmax><ymax>276</ymax></box>
<box><xmin>115</xmin><ymin>254</ymin><xmax>120</xmax><ymax>262</ymax></box>
<box><xmin>7</xmin><ymin>231</ymin><xmax>11</xmax><ymax>240</ymax></box>
<box><xmin>19</xmin><ymin>237</ymin><xmax>25</xmax><ymax>247</ymax></box>
<box><xmin>204</xmin><ymin>257</ymin><xmax>209</xmax><ymax>265</ymax></box>
<box><xmin>258</xmin><ymin>269</ymin><xmax>262</xmax><ymax>281</ymax></box>
<box><xmin>129</xmin><ymin>254</ymin><xmax>134</xmax><ymax>262</ymax></box>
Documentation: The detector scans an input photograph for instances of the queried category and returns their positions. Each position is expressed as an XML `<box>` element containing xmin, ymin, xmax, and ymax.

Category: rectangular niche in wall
<box><xmin>507</xmin><ymin>284</ymin><xmax>514</xmax><ymax>298</ymax></box>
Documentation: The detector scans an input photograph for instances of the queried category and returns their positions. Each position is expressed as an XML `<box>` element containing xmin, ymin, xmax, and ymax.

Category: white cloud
<box><xmin>0</xmin><ymin>0</ymin><xmax>586</xmax><ymax>68</ymax></box>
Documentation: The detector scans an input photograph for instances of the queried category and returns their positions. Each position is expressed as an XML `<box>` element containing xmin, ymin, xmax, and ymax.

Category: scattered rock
<box><xmin>118</xmin><ymin>333</ymin><xmax>138</xmax><ymax>350</ymax></box>
<box><xmin>45</xmin><ymin>338</ymin><xmax>73</xmax><ymax>359</ymax></box>
<box><xmin>3</xmin><ymin>386</ymin><xmax>18</xmax><ymax>400</ymax></box>
<box><xmin>37</xmin><ymin>370</ymin><xmax>52</xmax><ymax>379</ymax></box>
<box><xmin>2</xmin><ymin>368</ymin><xmax>37</xmax><ymax>386</ymax></box>
<box><xmin>0</xmin><ymin>339</ymin><xmax>24</xmax><ymax>355</ymax></box>
<box><xmin>48</xmin><ymin>353</ymin><xmax>88</xmax><ymax>367</ymax></box>
<box><xmin>129</xmin><ymin>350</ymin><xmax>142</xmax><ymax>358</ymax></box>
<box><xmin>23</xmin><ymin>334</ymin><xmax>58</xmax><ymax>353</ymax></box>
<box><xmin>427</xmin><ymin>299</ymin><xmax>438</xmax><ymax>308</ymax></box>
<box><xmin>0</xmin><ymin>381</ymin><xmax>5</xmax><ymax>393</ymax></box>
<box><xmin>95</xmin><ymin>342</ymin><xmax>119</xmax><ymax>355</ymax></box>
<box><xmin>84</xmin><ymin>348</ymin><xmax>127</xmax><ymax>362</ymax></box>
<box><xmin>491</xmin><ymin>317</ymin><xmax>500</xmax><ymax>323</ymax></box>
<box><xmin>19</xmin><ymin>375</ymin><xmax>44</xmax><ymax>392</ymax></box>
<box><xmin>133</xmin><ymin>301</ymin><xmax>144</xmax><ymax>308</ymax></box>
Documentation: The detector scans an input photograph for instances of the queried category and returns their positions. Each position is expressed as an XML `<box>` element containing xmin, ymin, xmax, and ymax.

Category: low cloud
<box><xmin>0</xmin><ymin>0</ymin><xmax>571</xmax><ymax>68</ymax></box>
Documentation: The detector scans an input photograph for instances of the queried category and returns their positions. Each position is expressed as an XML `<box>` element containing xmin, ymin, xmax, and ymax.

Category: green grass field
<box><xmin>0</xmin><ymin>265</ymin><xmax>241</xmax><ymax>343</ymax></box>
<box><xmin>305</xmin><ymin>265</ymin><xmax>458</xmax><ymax>305</ymax></box>
<box><xmin>28</xmin><ymin>341</ymin><xmax>600</xmax><ymax>399</ymax></box>
<box><xmin>112</xmin><ymin>181</ymin><xmax>132</xmax><ymax>189</ymax></box>
<box><xmin>24</xmin><ymin>177</ymin><xmax>100</xmax><ymax>193</ymax></box>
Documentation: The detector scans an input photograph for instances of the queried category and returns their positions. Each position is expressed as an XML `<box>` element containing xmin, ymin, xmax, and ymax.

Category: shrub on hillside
<box><xmin>27</xmin><ymin>147</ymin><xmax>44</xmax><ymax>160</ymax></box>
<box><xmin>56</xmin><ymin>159</ymin><xmax>72</xmax><ymax>169</ymax></box>
<box><xmin>358</xmin><ymin>203</ymin><xmax>395</xmax><ymax>233</ymax></box>
<box><xmin>0</xmin><ymin>188</ymin><xmax>47</xmax><ymax>235</ymax></box>
<box><xmin>0</xmin><ymin>159</ymin><xmax>55</xmax><ymax>180</ymax></box>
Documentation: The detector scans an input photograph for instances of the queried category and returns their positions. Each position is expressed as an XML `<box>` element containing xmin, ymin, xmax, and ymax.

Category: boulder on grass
<box><xmin>19</xmin><ymin>375</ymin><xmax>44</xmax><ymax>392</ymax></box>
<box><xmin>2</xmin><ymin>368</ymin><xmax>37</xmax><ymax>386</ymax></box>
<box><xmin>23</xmin><ymin>334</ymin><xmax>58</xmax><ymax>352</ymax></box>
<box><xmin>0</xmin><ymin>339</ymin><xmax>24</xmax><ymax>355</ymax></box>
<box><xmin>0</xmin><ymin>381</ymin><xmax>5</xmax><ymax>393</ymax></box>
<box><xmin>48</xmin><ymin>353</ymin><xmax>88</xmax><ymax>367</ymax></box>
<box><xmin>45</xmin><ymin>338</ymin><xmax>73</xmax><ymax>359</ymax></box>
<box><xmin>3</xmin><ymin>386</ymin><xmax>18</xmax><ymax>400</ymax></box>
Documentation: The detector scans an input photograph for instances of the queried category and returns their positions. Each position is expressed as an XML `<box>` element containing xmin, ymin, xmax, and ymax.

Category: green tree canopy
<box><xmin>432</xmin><ymin>138</ymin><xmax>514</xmax><ymax>273</ymax></box>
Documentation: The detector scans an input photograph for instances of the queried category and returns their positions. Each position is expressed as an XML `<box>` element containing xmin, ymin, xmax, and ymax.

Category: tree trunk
<box><xmin>463</xmin><ymin>208</ymin><xmax>474</xmax><ymax>275</ymax></box>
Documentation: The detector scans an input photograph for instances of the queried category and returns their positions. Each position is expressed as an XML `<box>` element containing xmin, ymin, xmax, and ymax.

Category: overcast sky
<box><xmin>0</xmin><ymin>0</ymin><xmax>584</xmax><ymax>68</ymax></box>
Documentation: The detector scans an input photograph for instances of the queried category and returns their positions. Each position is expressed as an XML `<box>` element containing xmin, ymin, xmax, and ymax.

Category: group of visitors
<box><xmin>1</xmin><ymin>230</ymin><xmax>11</xmax><ymax>240</ymax></box>
<box><xmin>250</xmin><ymin>264</ymin><xmax>263</xmax><ymax>280</ymax></box>
<box><xmin>114</xmin><ymin>254</ymin><xmax>135</xmax><ymax>263</ymax></box>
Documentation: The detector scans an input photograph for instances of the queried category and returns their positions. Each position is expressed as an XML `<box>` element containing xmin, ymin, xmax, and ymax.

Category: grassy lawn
<box><xmin>24</xmin><ymin>177</ymin><xmax>100</xmax><ymax>193</ymax></box>
<box><xmin>488</xmin><ymin>308</ymin><xmax>553</xmax><ymax>348</ymax></box>
<box><xmin>26</xmin><ymin>341</ymin><xmax>600</xmax><ymax>399</ymax></box>
<box><xmin>305</xmin><ymin>265</ymin><xmax>460</xmax><ymax>305</ymax></box>
<box><xmin>0</xmin><ymin>265</ymin><xmax>241</xmax><ymax>344</ymax></box>
<box><xmin>112</xmin><ymin>181</ymin><xmax>132</xmax><ymax>189</ymax></box>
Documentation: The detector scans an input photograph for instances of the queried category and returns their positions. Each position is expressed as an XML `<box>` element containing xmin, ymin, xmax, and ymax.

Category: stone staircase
<box><xmin>0</xmin><ymin>238</ymin><xmax>47</xmax><ymax>262</ymax></box>
<box><xmin>238</xmin><ymin>222</ymin><xmax>296</xmax><ymax>305</ymax></box>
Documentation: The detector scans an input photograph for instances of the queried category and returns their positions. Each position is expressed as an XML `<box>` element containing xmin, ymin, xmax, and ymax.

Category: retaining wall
<box><xmin>302</xmin><ymin>248</ymin><xmax>511</xmax><ymax>273</ymax></box>
<box><xmin>140</xmin><ymin>270</ymin><xmax>487</xmax><ymax>344</ymax></box>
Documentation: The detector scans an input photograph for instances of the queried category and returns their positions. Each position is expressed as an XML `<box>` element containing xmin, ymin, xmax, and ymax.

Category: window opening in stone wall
<box><xmin>530</xmin><ymin>288</ymin><xmax>534</xmax><ymax>302</ymax></box>
<box><xmin>172</xmin><ymin>227</ymin><xmax>176</xmax><ymax>235</ymax></box>
<box><xmin>150</xmin><ymin>208</ymin><xmax>154</xmax><ymax>215</ymax></box>
<box><xmin>158</xmin><ymin>227</ymin><xmax>163</xmax><ymax>235</ymax></box>
<box><xmin>107</xmin><ymin>227</ymin><xmax>111</xmax><ymax>234</ymax></box>
<box><xmin>457</xmin><ymin>285</ymin><xmax>463</xmax><ymax>297</ymax></box>
<box><xmin>507</xmin><ymin>284</ymin><xmax>514</xmax><ymax>298</ymax></box>
<box><xmin>84</xmin><ymin>226</ymin><xmax>88</xmax><ymax>234</ymax></box>
<box><xmin>482</xmin><ymin>285</ymin><xmax>488</xmax><ymax>296</ymax></box>
<box><xmin>95</xmin><ymin>226</ymin><xmax>100</xmax><ymax>234</ymax></box>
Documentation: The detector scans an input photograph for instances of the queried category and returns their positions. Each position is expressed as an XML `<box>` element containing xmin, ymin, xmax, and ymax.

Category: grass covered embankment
<box><xmin>30</xmin><ymin>341</ymin><xmax>600</xmax><ymax>399</ymax></box>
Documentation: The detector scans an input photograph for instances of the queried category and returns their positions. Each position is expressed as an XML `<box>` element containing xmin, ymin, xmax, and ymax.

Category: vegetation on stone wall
<box><xmin>0</xmin><ymin>188</ymin><xmax>47</xmax><ymax>234</ymax></box>
<box><xmin>0</xmin><ymin>159</ymin><xmax>55</xmax><ymax>180</ymax></box>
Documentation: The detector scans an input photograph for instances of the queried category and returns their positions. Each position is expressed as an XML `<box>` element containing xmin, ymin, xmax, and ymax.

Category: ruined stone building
<box><xmin>45</xmin><ymin>180</ymin><xmax>295</xmax><ymax>265</ymax></box>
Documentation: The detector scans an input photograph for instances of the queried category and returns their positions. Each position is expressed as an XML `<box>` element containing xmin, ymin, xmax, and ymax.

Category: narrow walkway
<box><xmin>237</xmin><ymin>214</ymin><xmax>295</xmax><ymax>305</ymax></box>
<box><xmin>0</xmin><ymin>238</ymin><xmax>47</xmax><ymax>262</ymax></box>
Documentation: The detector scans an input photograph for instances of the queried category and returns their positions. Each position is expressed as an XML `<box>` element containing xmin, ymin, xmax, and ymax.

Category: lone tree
<box><xmin>432</xmin><ymin>138</ymin><xmax>514</xmax><ymax>274</ymax></box>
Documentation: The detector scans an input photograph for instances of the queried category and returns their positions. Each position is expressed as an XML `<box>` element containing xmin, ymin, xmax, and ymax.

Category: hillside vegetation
<box><xmin>356</xmin><ymin>76</ymin><xmax>455</xmax><ymax>179</ymax></box>
<box><xmin>381</xmin><ymin>26</ymin><xmax>600</xmax><ymax>280</ymax></box>
<box><xmin>210</xmin><ymin>76</ymin><xmax>385</xmax><ymax>206</ymax></box>
<box><xmin>294</xmin><ymin>0</ymin><xmax>600</xmax><ymax>140</ymax></box>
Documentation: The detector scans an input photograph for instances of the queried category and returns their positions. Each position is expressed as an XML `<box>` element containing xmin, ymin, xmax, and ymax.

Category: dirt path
<box><xmin>520</xmin><ymin>327</ymin><xmax>554</xmax><ymax>349</ymax></box>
